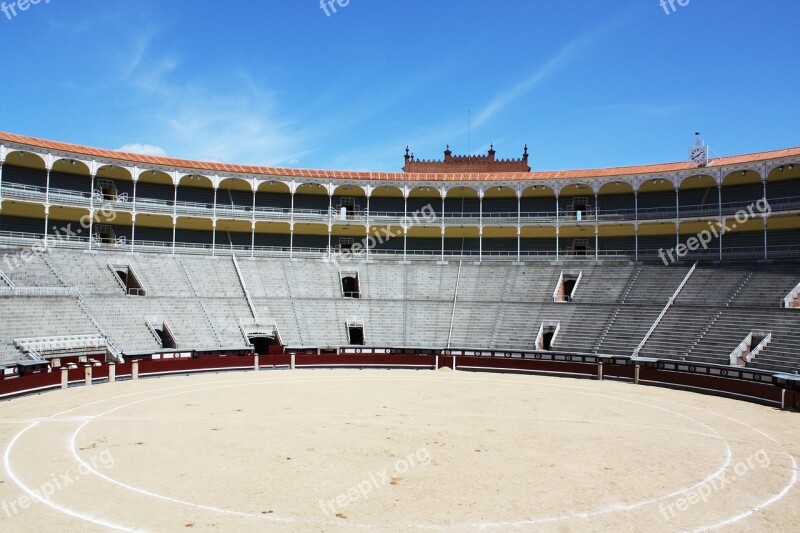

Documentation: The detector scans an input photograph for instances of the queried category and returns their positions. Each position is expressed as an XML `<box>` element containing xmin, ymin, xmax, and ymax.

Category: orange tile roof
<box><xmin>1</xmin><ymin>131</ymin><xmax>799</xmax><ymax>183</ymax></box>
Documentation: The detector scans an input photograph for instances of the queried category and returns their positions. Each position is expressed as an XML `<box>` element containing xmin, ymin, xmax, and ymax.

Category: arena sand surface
<box><xmin>0</xmin><ymin>369</ymin><xmax>798</xmax><ymax>532</ymax></box>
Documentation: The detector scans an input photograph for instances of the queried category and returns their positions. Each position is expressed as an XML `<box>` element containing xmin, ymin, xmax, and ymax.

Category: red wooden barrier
<box><xmin>138</xmin><ymin>355</ymin><xmax>256</xmax><ymax>376</ymax></box>
<box><xmin>456</xmin><ymin>355</ymin><xmax>597</xmax><ymax>376</ymax></box>
<box><xmin>295</xmin><ymin>353</ymin><xmax>436</xmax><ymax>368</ymax></box>
<box><xmin>0</xmin><ymin>370</ymin><xmax>60</xmax><ymax>397</ymax></box>
<box><xmin>0</xmin><ymin>353</ymin><xmax>796</xmax><ymax>410</ymax></box>
<box><xmin>639</xmin><ymin>367</ymin><xmax>782</xmax><ymax>404</ymax></box>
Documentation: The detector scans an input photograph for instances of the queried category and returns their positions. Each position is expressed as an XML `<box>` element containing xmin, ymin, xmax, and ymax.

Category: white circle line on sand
<box><xmin>565</xmin><ymin>383</ymin><xmax>800</xmax><ymax>531</ymax></box>
<box><xmin>2</xmin><ymin>422</ymin><xmax>138</xmax><ymax>533</ymax></box>
<box><xmin>63</xmin><ymin>375</ymin><xmax>737</xmax><ymax>530</ymax></box>
<box><xmin>6</xmin><ymin>378</ymin><xmax>382</xmax><ymax>530</ymax></box>
<box><xmin>4</xmin><ymin>371</ymin><xmax>793</xmax><ymax>531</ymax></box>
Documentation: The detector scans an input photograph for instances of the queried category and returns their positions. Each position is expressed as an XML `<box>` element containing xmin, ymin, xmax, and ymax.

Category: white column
<box><xmin>441</xmin><ymin>193</ymin><xmax>446</xmax><ymax>262</ymax></box>
<box><xmin>44</xmin><ymin>165</ymin><xmax>51</xmax><ymax>249</ymax></box>
<box><xmin>172</xmin><ymin>184</ymin><xmax>178</xmax><ymax>254</ymax></box>
<box><xmin>403</xmin><ymin>193</ymin><xmax>408</xmax><ymax>261</ymax></box>
<box><xmin>634</xmin><ymin>191</ymin><xmax>639</xmax><ymax>262</ymax></box>
<box><xmin>45</xmin><ymin>164</ymin><xmax>51</xmax><ymax>204</ymax></box>
<box><xmin>289</xmin><ymin>222</ymin><xmax>294</xmax><ymax>259</ymax></box>
<box><xmin>594</xmin><ymin>192</ymin><xmax>599</xmax><ymax>260</ymax></box>
<box><xmin>517</xmin><ymin>193</ymin><xmax>521</xmax><ymax>263</ymax></box>
<box><xmin>213</xmin><ymin>186</ymin><xmax>218</xmax><ymax>221</ymax></box>
<box><xmin>212</xmin><ymin>219</ymin><xmax>217</xmax><ymax>256</ymax></box>
<box><xmin>290</xmin><ymin>190</ymin><xmax>295</xmax><ymax>259</ymax></box>
<box><xmin>478</xmin><ymin>192</ymin><xmax>483</xmax><ymax>263</ymax></box>
<box><xmin>131</xmin><ymin>178</ymin><xmax>137</xmax><ymax>254</ymax></box>
<box><xmin>43</xmin><ymin>206</ymin><xmax>49</xmax><ymax>250</ymax></box>
<box><xmin>251</xmin><ymin>188</ymin><xmax>257</xmax><ymax>259</ymax></box>
<box><xmin>328</xmin><ymin>188</ymin><xmax>334</xmax><ymax>260</ymax></box>
<box><xmin>365</xmin><ymin>193</ymin><xmax>371</xmax><ymax>261</ymax></box>
<box><xmin>478</xmin><ymin>227</ymin><xmax>483</xmax><ymax>263</ymax></box>
<box><xmin>555</xmin><ymin>193</ymin><xmax>559</xmax><ymax>260</ymax></box>
<box><xmin>717</xmin><ymin>184</ymin><xmax>723</xmax><ymax>261</ymax></box>
<box><xmin>132</xmin><ymin>178</ymin><xmax>137</xmax><ymax>211</ymax></box>
<box><xmin>130</xmin><ymin>214</ymin><xmax>136</xmax><ymax>254</ymax></box>
<box><xmin>366</xmin><ymin>225</ymin><xmax>370</xmax><ymax>262</ymax></box>
<box><xmin>0</xmin><ymin>162</ymin><xmax>4</xmax><ymax>208</ymax></box>
<box><xmin>763</xmin><ymin>178</ymin><xmax>768</xmax><ymax>260</ymax></box>
<box><xmin>675</xmin><ymin>187</ymin><xmax>680</xmax><ymax>250</ymax></box>
<box><xmin>250</xmin><ymin>221</ymin><xmax>256</xmax><ymax>259</ymax></box>
<box><xmin>88</xmin><ymin>172</ymin><xmax>96</xmax><ymax>251</ymax></box>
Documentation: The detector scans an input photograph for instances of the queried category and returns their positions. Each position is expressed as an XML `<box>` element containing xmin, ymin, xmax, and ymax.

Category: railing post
<box><xmin>132</xmin><ymin>360</ymin><xmax>139</xmax><ymax>380</ymax></box>
<box><xmin>254</xmin><ymin>354</ymin><xmax>260</xmax><ymax>372</ymax></box>
<box><xmin>61</xmin><ymin>367</ymin><xmax>69</xmax><ymax>390</ymax></box>
<box><xmin>108</xmin><ymin>362</ymin><xmax>116</xmax><ymax>383</ymax></box>
<box><xmin>597</xmin><ymin>361</ymin><xmax>604</xmax><ymax>381</ymax></box>
<box><xmin>84</xmin><ymin>365</ymin><xmax>92</xmax><ymax>387</ymax></box>
<box><xmin>634</xmin><ymin>364</ymin><xmax>641</xmax><ymax>385</ymax></box>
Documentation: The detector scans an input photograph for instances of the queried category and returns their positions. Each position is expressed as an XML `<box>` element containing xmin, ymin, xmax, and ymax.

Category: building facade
<box><xmin>0</xmin><ymin>131</ymin><xmax>798</xmax><ymax>263</ymax></box>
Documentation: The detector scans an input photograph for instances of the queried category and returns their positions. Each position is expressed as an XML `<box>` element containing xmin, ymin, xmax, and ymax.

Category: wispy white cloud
<box><xmin>117</xmin><ymin>30</ymin><xmax>310</xmax><ymax>167</ymax></box>
<box><xmin>472</xmin><ymin>33</ymin><xmax>599</xmax><ymax>130</ymax></box>
<box><xmin>326</xmin><ymin>28</ymin><xmax>612</xmax><ymax>170</ymax></box>
<box><xmin>117</xmin><ymin>143</ymin><xmax>167</xmax><ymax>157</ymax></box>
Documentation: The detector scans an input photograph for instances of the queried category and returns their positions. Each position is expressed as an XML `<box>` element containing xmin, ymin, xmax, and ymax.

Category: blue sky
<box><xmin>0</xmin><ymin>0</ymin><xmax>798</xmax><ymax>172</ymax></box>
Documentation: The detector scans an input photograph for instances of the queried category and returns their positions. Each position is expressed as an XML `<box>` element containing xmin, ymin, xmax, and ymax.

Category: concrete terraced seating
<box><xmin>688</xmin><ymin>307</ymin><xmax>800</xmax><ymax>372</ymax></box>
<box><xmin>549</xmin><ymin>303</ymin><xmax>618</xmax><ymax>354</ymax></box>
<box><xmin>0</xmin><ymin>245</ymin><xmax>798</xmax><ymax>373</ymax></box>
<box><xmin>593</xmin><ymin>305</ymin><xmax>663</xmax><ymax>355</ymax></box>
<box><xmin>572</xmin><ymin>264</ymin><xmax>638</xmax><ymax>303</ymax></box>
<box><xmin>621</xmin><ymin>265</ymin><xmax>691</xmax><ymax>304</ymax></box>
<box><xmin>0</xmin><ymin>296</ymin><xmax>102</xmax><ymax>364</ymax></box>
<box><xmin>639</xmin><ymin>306</ymin><xmax>722</xmax><ymax>360</ymax></box>
<box><xmin>728</xmin><ymin>264</ymin><xmax>800</xmax><ymax>307</ymax></box>
<box><xmin>0</xmin><ymin>249</ymin><xmax>65</xmax><ymax>288</ymax></box>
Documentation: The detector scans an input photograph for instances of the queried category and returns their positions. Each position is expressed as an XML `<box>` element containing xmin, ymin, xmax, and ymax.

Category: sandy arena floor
<box><xmin>0</xmin><ymin>369</ymin><xmax>798</xmax><ymax>532</ymax></box>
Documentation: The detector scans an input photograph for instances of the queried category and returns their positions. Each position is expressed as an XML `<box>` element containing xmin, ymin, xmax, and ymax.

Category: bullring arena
<box><xmin>1</xmin><ymin>369</ymin><xmax>799</xmax><ymax>532</ymax></box>
<box><xmin>1</xmin><ymin>132</ymin><xmax>800</xmax><ymax>531</ymax></box>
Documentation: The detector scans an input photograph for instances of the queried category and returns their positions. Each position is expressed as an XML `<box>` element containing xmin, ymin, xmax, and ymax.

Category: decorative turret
<box><xmin>402</xmin><ymin>145</ymin><xmax>531</xmax><ymax>173</ymax></box>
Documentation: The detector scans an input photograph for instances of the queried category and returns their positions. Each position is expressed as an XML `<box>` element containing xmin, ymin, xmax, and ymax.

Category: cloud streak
<box><xmin>116</xmin><ymin>30</ymin><xmax>310</xmax><ymax>167</ymax></box>
<box><xmin>472</xmin><ymin>33</ymin><xmax>599</xmax><ymax>130</ymax></box>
